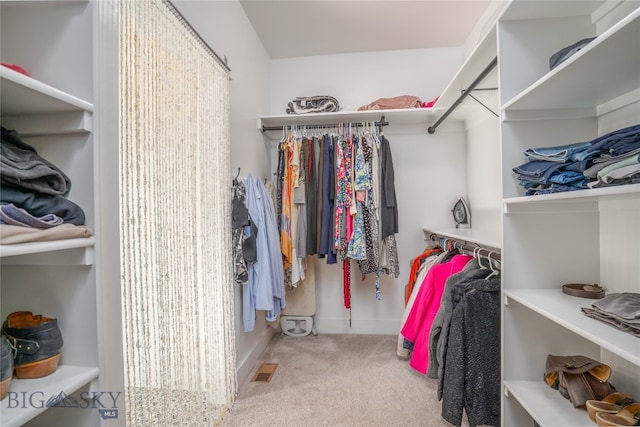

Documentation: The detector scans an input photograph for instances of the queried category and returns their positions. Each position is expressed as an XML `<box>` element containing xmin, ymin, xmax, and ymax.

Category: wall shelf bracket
<box><xmin>428</xmin><ymin>56</ymin><xmax>498</xmax><ymax>134</ymax></box>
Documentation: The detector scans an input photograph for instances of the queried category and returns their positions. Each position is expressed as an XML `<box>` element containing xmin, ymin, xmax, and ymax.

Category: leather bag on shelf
<box><xmin>544</xmin><ymin>354</ymin><xmax>616</xmax><ymax>408</ymax></box>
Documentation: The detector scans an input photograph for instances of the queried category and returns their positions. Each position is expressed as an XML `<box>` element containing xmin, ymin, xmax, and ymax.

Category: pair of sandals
<box><xmin>586</xmin><ymin>392</ymin><xmax>639</xmax><ymax>426</ymax></box>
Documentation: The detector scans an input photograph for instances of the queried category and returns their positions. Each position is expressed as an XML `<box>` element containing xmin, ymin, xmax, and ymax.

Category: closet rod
<box><xmin>164</xmin><ymin>0</ymin><xmax>231</xmax><ymax>73</ymax></box>
<box><xmin>427</xmin><ymin>232</ymin><xmax>501</xmax><ymax>262</ymax></box>
<box><xmin>427</xmin><ymin>56</ymin><xmax>498</xmax><ymax>134</ymax></box>
<box><xmin>260</xmin><ymin>117</ymin><xmax>388</xmax><ymax>133</ymax></box>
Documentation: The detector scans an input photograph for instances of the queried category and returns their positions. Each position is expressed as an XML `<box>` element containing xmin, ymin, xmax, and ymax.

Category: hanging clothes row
<box><xmin>275</xmin><ymin>122</ymin><xmax>400</xmax><ymax>309</ymax></box>
<box><xmin>398</xmin><ymin>238</ymin><xmax>501</xmax><ymax>427</ymax></box>
<box><xmin>232</xmin><ymin>173</ymin><xmax>286</xmax><ymax>332</ymax></box>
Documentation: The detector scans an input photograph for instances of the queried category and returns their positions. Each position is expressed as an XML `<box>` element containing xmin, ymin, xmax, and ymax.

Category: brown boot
<box><xmin>0</xmin><ymin>335</ymin><xmax>13</xmax><ymax>399</ymax></box>
<box><xmin>2</xmin><ymin>311</ymin><xmax>63</xmax><ymax>379</ymax></box>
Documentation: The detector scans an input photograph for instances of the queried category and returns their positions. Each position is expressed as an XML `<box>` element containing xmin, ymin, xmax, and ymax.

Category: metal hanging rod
<box><xmin>427</xmin><ymin>56</ymin><xmax>498</xmax><ymax>134</ymax></box>
<box><xmin>164</xmin><ymin>0</ymin><xmax>231</xmax><ymax>73</ymax></box>
<box><xmin>427</xmin><ymin>232</ymin><xmax>501</xmax><ymax>263</ymax></box>
<box><xmin>260</xmin><ymin>116</ymin><xmax>388</xmax><ymax>133</ymax></box>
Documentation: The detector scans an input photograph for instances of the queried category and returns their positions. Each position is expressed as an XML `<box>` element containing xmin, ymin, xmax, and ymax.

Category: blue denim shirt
<box><xmin>243</xmin><ymin>174</ymin><xmax>286</xmax><ymax>332</ymax></box>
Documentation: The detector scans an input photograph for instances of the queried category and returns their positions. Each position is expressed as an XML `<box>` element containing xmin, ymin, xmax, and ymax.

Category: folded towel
<box><xmin>358</xmin><ymin>95</ymin><xmax>422</xmax><ymax>111</ymax></box>
<box><xmin>0</xmin><ymin>203</ymin><xmax>64</xmax><ymax>229</ymax></box>
<box><xmin>286</xmin><ymin>96</ymin><xmax>341</xmax><ymax>114</ymax></box>
<box><xmin>1</xmin><ymin>223</ymin><xmax>93</xmax><ymax>245</ymax></box>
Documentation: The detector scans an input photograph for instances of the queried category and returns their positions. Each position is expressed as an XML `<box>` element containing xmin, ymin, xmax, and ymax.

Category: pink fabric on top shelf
<box><xmin>357</xmin><ymin>95</ymin><xmax>422</xmax><ymax>111</ymax></box>
<box><xmin>423</xmin><ymin>96</ymin><xmax>439</xmax><ymax>108</ymax></box>
<box><xmin>400</xmin><ymin>254</ymin><xmax>473</xmax><ymax>374</ymax></box>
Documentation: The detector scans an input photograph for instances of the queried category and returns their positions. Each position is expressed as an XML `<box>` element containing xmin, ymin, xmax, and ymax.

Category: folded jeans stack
<box><xmin>513</xmin><ymin>123</ymin><xmax>640</xmax><ymax>195</ymax></box>
<box><xmin>581</xmin><ymin>292</ymin><xmax>640</xmax><ymax>337</ymax></box>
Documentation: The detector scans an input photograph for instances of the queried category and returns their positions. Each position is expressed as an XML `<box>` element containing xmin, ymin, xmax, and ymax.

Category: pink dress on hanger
<box><xmin>400</xmin><ymin>254</ymin><xmax>472</xmax><ymax>374</ymax></box>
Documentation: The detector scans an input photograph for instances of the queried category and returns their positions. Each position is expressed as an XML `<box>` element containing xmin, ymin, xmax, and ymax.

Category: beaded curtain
<box><xmin>119</xmin><ymin>1</ymin><xmax>234</xmax><ymax>424</ymax></box>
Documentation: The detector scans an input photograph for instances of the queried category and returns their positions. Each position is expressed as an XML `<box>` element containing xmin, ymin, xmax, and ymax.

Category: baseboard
<box><xmin>236</xmin><ymin>326</ymin><xmax>276</xmax><ymax>386</ymax></box>
<box><xmin>315</xmin><ymin>318</ymin><xmax>401</xmax><ymax>335</ymax></box>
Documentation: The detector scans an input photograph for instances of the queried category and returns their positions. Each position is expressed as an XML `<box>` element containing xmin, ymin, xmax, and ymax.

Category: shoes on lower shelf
<box><xmin>2</xmin><ymin>311</ymin><xmax>63</xmax><ymax>379</ymax></box>
<box><xmin>0</xmin><ymin>335</ymin><xmax>13</xmax><ymax>400</ymax></box>
<box><xmin>595</xmin><ymin>402</ymin><xmax>640</xmax><ymax>427</ymax></box>
<box><xmin>587</xmin><ymin>392</ymin><xmax>635</xmax><ymax>422</ymax></box>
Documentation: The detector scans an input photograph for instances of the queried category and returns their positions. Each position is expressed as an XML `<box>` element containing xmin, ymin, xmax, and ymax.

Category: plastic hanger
<box><xmin>233</xmin><ymin>167</ymin><xmax>241</xmax><ymax>187</ymax></box>
<box><xmin>485</xmin><ymin>251</ymin><xmax>499</xmax><ymax>279</ymax></box>
<box><xmin>473</xmin><ymin>246</ymin><xmax>481</xmax><ymax>265</ymax></box>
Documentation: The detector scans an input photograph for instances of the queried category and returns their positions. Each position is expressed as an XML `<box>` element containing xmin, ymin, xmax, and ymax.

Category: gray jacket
<box><xmin>1</xmin><ymin>127</ymin><xmax>71</xmax><ymax>196</ymax></box>
<box><xmin>379</xmin><ymin>136</ymin><xmax>398</xmax><ymax>239</ymax></box>
<box><xmin>440</xmin><ymin>275</ymin><xmax>501</xmax><ymax>427</ymax></box>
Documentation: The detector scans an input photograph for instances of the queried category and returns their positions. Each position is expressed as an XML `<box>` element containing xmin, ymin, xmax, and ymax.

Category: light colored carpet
<box><xmin>221</xmin><ymin>333</ymin><xmax>465</xmax><ymax>427</ymax></box>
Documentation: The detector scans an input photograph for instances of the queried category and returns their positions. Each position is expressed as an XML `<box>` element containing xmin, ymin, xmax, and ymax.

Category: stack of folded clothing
<box><xmin>581</xmin><ymin>293</ymin><xmax>640</xmax><ymax>337</ymax></box>
<box><xmin>513</xmin><ymin>123</ymin><xmax>640</xmax><ymax>195</ymax></box>
<box><xmin>358</xmin><ymin>95</ymin><xmax>423</xmax><ymax>111</ymax></box>
<box><xmin>1</xmin><ymin>126</ymin><xmax>92</xmax><ymax>244</ymax></box>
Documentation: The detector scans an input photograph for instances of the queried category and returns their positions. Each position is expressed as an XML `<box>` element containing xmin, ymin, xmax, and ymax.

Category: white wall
<box><xmin>173</xmin><ymin>0</ymin><xmax>273</xmax><ymax>385</ymax></box>
<box><xmin>0</xmin><ymin>1</ymin><xmax>93</xmax><ymax>101</ymax></box>
<box><xmin>269</xmin><ymin>48</ymin><xmax>469</xmax><ymax>334</ymax></box>
<box><xmin>465</xmin><ymin>105</ymin><xmax>502</xmax><ymax>233</ymax></box>
<box><xmin>598</xmin><ymin>98</ymin><xmax>640</xmax><ymax>399</ymax></box>
<box><xmin>460</xmin><ymin>0</ymin><xmax>504</xmax><ymax>235</ymax></box>
<box><xmin>270</xmin><ymin>48</ymin><xmax>461</xmax><ymax>115</ymax></box>
<box><xmin>462</xmin><ymin>0</ymin><xmax>508</xmax><ymax>60</ymax></box>
<box><xmin>174</xmin><ymin>1</ymin><xmax>505</xmax><ymax>381</ymax></box>
<box><xmin>174</xmin><ymin>0</ymin><xmax>272</xmax><ymax>178</ymax></box>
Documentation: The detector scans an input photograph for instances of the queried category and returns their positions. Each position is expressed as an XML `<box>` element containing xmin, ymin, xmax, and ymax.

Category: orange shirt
<box><xmin>405</xmin><ymin>247</ymin><xmax>442</xmax><ymax>305</ymax></box>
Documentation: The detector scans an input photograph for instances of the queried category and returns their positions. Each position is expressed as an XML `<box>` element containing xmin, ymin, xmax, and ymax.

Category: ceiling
<box><xmin>240</xmin><ymin>0</ymin><xmax>493</xmax><ymax>59</ymax></box>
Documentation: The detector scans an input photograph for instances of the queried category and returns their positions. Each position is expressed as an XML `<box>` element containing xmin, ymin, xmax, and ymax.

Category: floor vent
<box><xmin>252</xmin><ymin>363</ymin><xmax>278</xmax><ymax>383</ymax></box>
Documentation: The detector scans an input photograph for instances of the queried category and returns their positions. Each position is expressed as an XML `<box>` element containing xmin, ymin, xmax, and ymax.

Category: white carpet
<box><xmin>221</xmin><ymin>333</ymin><xmax>465</xmax><ymax>427</ymax></box>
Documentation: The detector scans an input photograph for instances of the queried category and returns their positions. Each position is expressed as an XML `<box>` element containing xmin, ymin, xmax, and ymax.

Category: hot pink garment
<box><xmin>400</xmin><ymin>254</ymin><xmax>472</xmax><ymax>374</ymax></box>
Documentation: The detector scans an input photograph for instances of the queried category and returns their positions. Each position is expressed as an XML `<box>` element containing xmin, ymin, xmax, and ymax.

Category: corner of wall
<box><xmin>463</xmin><ymin>0</ymin><xmax>508</xmax><ymax>59</ymax></box>
<box><xmin>236</xmin><ymin>326</ymin><xmax>276</xmax><ymax>386</ymax></box>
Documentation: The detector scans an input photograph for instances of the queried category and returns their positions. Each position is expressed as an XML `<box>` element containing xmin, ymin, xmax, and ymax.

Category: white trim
<box><xmin>236</xmin><ymin>327</ymin><xmax>276</xmax><ymax>387</ymax></box>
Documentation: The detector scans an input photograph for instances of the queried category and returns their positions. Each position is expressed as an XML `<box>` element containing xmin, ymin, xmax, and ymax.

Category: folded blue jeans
<box><xmin>608</xmin><ymin>140</ymin><xmax>640</xmax><ymax>157</ymax></box>
<box><xmin>547</xmin><ymin>171</ymin><xmax>588</xmax><ymax>185</ymax></box>
<box><xmin>524</xmin><ymin>141</ymin><xmax>591</xmax><ymax>163</ymax></box>
<box><xmin>513</xmin><ymin>160</ymin><xmax>563</xmax><ymax>178</ymax></box>
<box><xmin>563</xmin><ymin>159</ymin><xmax>594</xmax><ymax>173</ymax></box>
<box><xmin>514</xmin><ymin>160</ymin><xmax>573</xmax><ymax>186</ymax></box>
<box><xmin>585</xmin><ymin>124</ymin><xmax>640</xmax><ymax>154</ymax></box>
<box><xmin>526</xmin><ymin>183</ymin><xmax>585</xmax><ymax>196</ymax></box>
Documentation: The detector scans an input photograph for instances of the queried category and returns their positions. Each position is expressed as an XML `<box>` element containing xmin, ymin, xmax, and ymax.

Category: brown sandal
<box><xmin>596</xmin><ymin>402</ymin><xmax>640</xmax><ymax>427</ymax></box>
<box><xmin>587</xmin><ymin>392</ymin><xmax>634</xmax><ymax>422</ymax></box>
